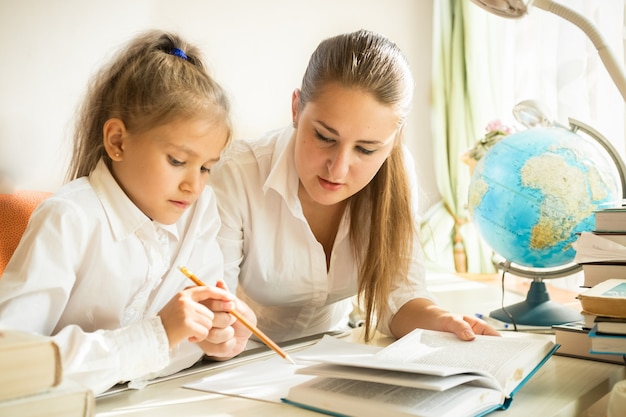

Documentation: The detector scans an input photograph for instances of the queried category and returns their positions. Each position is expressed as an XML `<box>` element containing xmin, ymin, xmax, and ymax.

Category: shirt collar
<box><xmin>264</xmin><ymin>126</ymin><xmax>301</xmax><ymax>209</ymax></box>
<box><xmin>89</xmin><ymin>159</ymin><xmax>179</xmax><ymax>241</ymax></box>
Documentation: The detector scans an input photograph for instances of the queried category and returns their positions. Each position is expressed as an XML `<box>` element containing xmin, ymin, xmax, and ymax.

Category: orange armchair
<box><xmin>0</xmin><ymin>191</ymin><xmax>51</xmax><ymax>276</ymax></box>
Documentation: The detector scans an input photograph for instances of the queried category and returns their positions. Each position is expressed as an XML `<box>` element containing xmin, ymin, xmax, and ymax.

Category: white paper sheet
<box><xmin>183</xmin><ymin>335</ymin><xmax>381</xmax><ymax>403</ymax></box>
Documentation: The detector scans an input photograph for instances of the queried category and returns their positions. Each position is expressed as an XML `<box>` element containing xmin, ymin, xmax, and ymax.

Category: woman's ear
<box><xmin>291</xmin><ymin>89</ymin><xmax>301</xmax><ymax>127</ymax></box>
<box><xmin>103</xmin><ymin>118</ymin><xmax>126</xmax><ymax>161</ymax></box>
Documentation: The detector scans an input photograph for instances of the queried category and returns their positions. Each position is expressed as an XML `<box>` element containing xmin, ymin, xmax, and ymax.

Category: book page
<box><xmin>297</xmin><ymin>363</ymin><xmax>501</xmax><ymax>391</ymax></box>
<box><xmin>298</xmin><ymin>329</ymin><xmax>554</xmax><ymax>394</ymax></box>
<box><xmin>184</xmin><ymin>330</ymin><xmax>554</xmax><ymax>403</ymax></box>
<box><xmin>284</xmin><ymin>377</ymin><xmax>503</xmax><ymax>417</ymax></box>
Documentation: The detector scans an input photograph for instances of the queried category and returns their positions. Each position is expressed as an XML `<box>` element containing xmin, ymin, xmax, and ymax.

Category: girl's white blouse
<box><xmin>0</xmin><ymin>160</ymin><xmax>224</xmax><ymax>394</ymax></box>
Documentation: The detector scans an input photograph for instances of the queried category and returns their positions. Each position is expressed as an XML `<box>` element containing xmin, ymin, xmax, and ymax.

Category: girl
<box><xmin>208</xmin><ymin>29</ymin><xmax>499</xmax><ymax>343</ymax></box>
<box><xmin>0</xmin><ymin>30</ymin><xmax>255</xmax><ymax>394</ymax></box>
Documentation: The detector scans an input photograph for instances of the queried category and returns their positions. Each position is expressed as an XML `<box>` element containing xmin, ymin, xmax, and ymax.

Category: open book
<box><xmin>184</xmin><ymin>329</ymin><xmax>557</xmax><ymax>417</ymax></box>
<box><xmin>282</xmin><ymin>329</ymin><xmax>558</xmax><ymax>417</ymax></box>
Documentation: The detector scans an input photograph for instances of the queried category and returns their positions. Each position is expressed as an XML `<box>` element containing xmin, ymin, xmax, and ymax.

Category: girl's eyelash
<box><xmin>358</xmin><ymin>147</ymin><xmax>375</xmax><ymax>155</ymax></box>
<box><xmin>169</xmin><ymin>156</ymin><xmax>184</xmax><ymax>166</ymax></box>
<box><xmin>169</xmin><ymin>156</ymin><xmax>210</xmax><ymax>173</ymax></box>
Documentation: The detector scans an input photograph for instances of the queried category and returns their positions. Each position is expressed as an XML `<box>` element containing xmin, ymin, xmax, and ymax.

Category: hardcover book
<box><xmin>588</xmin><ymin>325</ymin><xmax>626</xmax><ymax>355</ymax></box>
<box><xmin>0</xmin><ymin>328</ymin><xmax>62</xmax><ymax>401</ymax></box>
<box><xmin>184</xmin><ymin>330</ymin><xmax>558</xmax><ymax>416</ymax></box>
<box><xmin>552</xmin><ymin>322</ymin><xmax>625</xmax><ymax>364</ymax></box>
<box><xmin>594</xmin><ymin>316</ymin><xmax>626</xmax><ymax>335</ymax></box>
<box><xmin>282</xmin><ymin>329</ymin><xmax>558</xmax><ymax>417</ymax></box>
<box><xmin>0</xmin><ymin>379</ymin><xmax>94</xmax><ymax>417</ymax></box>
<box><xmin>580</xmin><ymin>262</ymin><xmax>626</xmax><ymax>288</ymax></box>
<box><xmin>594</xmin><ymin>207</ymin><xmax>626</xmax><ymax>232</ymax></box>
<box><xmin>578</xmin><ymin>279</ymin><xmax>626</xmax><ymax>318</ymax></box>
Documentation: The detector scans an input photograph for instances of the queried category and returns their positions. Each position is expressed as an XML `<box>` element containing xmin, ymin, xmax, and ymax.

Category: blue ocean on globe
<box><xmin>468</xmin><ymin>126</ymin><xmax>620</xmax><ymax>268</ymax></box>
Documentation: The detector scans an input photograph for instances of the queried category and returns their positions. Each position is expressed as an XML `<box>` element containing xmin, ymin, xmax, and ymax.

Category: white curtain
<box><xmin>464</xmin><ymin>0</ymin><xmax>626</xmax><ymax>289</ymax></box>
<box><xmin>474</xmin><ymin>0</ymin><xmax>625</xmax><ymax>156</ymax></box>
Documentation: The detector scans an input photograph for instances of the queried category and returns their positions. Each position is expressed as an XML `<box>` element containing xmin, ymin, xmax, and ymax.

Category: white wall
<box><xmin>0</xmin><ymin>0</ymin><xmax>439</xmax><ymax>214</ymax></box>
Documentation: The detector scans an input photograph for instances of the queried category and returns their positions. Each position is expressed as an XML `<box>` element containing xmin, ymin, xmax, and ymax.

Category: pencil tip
<box><xmin>286</xmin><ymin>355</ymin><xmax>297</xmax><ymax>365</ymax></box>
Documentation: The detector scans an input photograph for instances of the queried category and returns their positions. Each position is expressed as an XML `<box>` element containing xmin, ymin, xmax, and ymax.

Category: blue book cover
<box><xmin>588</xmin><ymin>325</ymin><xmax>626</xmax><ymax>355</ymax></box>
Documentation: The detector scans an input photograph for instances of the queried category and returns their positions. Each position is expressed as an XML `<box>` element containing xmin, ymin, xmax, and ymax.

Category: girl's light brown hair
<box><xmin>66</xmin><ymin>30</ymin><xmax>232</xmax><ymax>181</ymax></box>
<box><xmin>299</xmin><ymin>29</ymin><xmax>415</xmax><ymax>341</ymax></box>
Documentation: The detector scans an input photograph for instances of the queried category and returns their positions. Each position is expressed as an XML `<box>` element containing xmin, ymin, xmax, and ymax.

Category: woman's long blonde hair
<box><xmin>66</xmin><ymin>30</ymin><xmax>232</xmax><ymax>181</ymax></box>
<box><xmin>299</xmin><ymin>29</ymin><xmax>416</xmax><ymax>340</ymax></box>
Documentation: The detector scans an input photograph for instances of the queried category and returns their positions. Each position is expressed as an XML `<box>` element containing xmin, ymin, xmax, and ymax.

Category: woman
<box><xmin>209</xmin><ymin>29</ymin><xmax>498</xmax><ymax>342</ymax></box>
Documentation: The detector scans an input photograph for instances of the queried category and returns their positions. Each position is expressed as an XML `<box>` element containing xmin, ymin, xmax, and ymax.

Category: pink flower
<box><xmin>485</xmin><ymin>119</ymin><xmax>512</xmax><ymax>134</ymax></box>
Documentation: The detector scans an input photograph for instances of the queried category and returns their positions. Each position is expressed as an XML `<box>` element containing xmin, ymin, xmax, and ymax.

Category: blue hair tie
<box><xmin>170</xmin><ymin>47</ymin><xmax>188</xmax><ymax>60</ymax></box>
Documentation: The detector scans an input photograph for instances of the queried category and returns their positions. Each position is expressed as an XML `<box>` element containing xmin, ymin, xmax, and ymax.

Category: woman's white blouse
<box><xmin>208</xmin><ymin>126</ymin><xmax>433</xmax><ymax>342</ymax></box>
<box><xmin>0</xmin><ymin>160</ymin><xmax>224</xmax><ymax>394</ymax></box>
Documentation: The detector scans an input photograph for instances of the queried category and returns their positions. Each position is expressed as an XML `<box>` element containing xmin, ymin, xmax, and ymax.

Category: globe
<box><xmin>468</xmin><ymin>125</ymin><xmax>621</xmax><ymax>270</ymax></box>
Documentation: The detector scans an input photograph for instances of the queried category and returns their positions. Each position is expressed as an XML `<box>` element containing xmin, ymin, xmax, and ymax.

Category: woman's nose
<box><xmin>327</xmin><ymin>148</ymin><xmax>350</xmax><ymax>179</ymax></box>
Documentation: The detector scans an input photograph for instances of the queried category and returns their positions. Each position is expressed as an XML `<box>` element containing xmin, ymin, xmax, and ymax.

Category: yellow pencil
<box><xmin>178</xmin><ymin>266</ymin><xmax>296</xmax><ymax>365</ymax></box>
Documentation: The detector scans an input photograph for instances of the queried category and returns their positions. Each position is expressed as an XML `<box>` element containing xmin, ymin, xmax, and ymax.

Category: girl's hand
<box><xmin>158</xmin><ymin>285</ymin><xmax>234</xmax><ymax>348</ymax></box>
<box><xmin>197</xmin><ymin>281</ymin><xmax>255</xmax><ymax>359</ymax></box>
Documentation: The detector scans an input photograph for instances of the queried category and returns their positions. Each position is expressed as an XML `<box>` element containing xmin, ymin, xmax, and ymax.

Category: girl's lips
<box><xmin>318</xmin><ymin>177</ymin><xmax>343</xmax><ymax>191</ymax></box>
<box><xmin>170</xmin><ymin>200</ymin><xmax>190</xmax><ymax>209</ymax></box>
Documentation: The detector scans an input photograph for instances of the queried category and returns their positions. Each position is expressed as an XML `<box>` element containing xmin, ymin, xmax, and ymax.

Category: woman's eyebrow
<box><xmin>316</xmin><ymin>120</ymin><xmax>386</xmax><ymax>145</ymax></box>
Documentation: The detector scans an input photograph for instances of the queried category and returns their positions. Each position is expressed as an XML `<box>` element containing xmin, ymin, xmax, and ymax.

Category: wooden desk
<box><xmin>95</xmin><ymin>275</ymin><xmax>625</xmax><ymax>417</ymax></box>
<box><xmin>95</xmin><ymin>329</ymin><xmax>625</xmax><ymax>417</ymax></box>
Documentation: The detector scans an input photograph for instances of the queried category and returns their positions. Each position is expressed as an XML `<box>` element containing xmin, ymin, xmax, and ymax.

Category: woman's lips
<box><xmin>318</xmin><ymin>177</ymin><xmax>343</xmax><ymax>191</ymax></box>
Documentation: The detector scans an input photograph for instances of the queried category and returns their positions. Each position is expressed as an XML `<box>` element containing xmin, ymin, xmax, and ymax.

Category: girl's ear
<box><xmin>103</xmin><ymin>118</ymin><xmax>127</xmax><ymax>161</ymax></box>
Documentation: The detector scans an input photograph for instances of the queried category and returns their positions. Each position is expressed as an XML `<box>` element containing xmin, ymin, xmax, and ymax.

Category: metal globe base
<box><xmin>489</xmin><ymin>260</ymin><xmax>583</xmax><ymax>326</ymax></box>
<box><xmin>489</xmin><ymin>280</ymin><xmax>582</xmax><ymax>326</ymax></box>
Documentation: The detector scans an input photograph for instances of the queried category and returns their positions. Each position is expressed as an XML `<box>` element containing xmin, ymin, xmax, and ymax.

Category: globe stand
<box><xmin>472</xmin><ymin>112</ymin><xmax>626</xmax><ymax>327</ymax></box>
<box><xmin>489</xmin><ymin>261</ymin><xmax>583</xmax><ymax>326</ymax></box>
<box><xmin>489</xmin><ymin>279</ymin><xmax>582</xmax><ymax>326</ymax></box>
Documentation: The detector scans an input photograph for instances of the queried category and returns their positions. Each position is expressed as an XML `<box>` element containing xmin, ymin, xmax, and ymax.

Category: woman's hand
<box><xmin>390</xmin><ymin>298</ymin><xmax>501</xmax><ymax>340</ymax></box>
<box><xmin>439</xmin><ymin>314</ymin><xmax>501</xmax><ymax>341</ymax></box>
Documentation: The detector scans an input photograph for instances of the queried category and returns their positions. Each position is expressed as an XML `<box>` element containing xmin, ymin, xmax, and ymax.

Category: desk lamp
<box><xmin>469</xmin><ymin>0</ymin><xmax>626</xmax><ymax>102</ymax></box>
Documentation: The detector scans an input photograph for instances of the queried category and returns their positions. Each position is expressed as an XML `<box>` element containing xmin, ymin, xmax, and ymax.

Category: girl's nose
<box><xmin>181</xmin><ymin>171</ymin><xmax>204</xmax><ymax>194</ymax></box>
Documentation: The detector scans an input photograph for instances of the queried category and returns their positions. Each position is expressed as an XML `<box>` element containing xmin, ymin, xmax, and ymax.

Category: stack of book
<box><xmin>579</xmin><ymin>279</ymin><xmax>626</xmax><ymax>357</ymax></box>
<box><xmin>552</xmin><ymin>276</ymin><xmax>626</xmax><ymax>363</ymax></box>
<box><xmin>552</xmin><ymin>321</ymin><xmax>626</xmax><ymax>364</ymax></box>
<box><xmin>575</xmin><ymin>207</ymin><xmax>626</xmax><ymax>288</ymax></box>
<box><xmin>0</xmin><ymin>328</ymin><xmax>94</xmax><ymax>416</ymax></box>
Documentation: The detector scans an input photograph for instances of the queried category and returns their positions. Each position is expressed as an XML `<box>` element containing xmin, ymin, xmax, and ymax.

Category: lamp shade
<box><xmin>470</xmin><ymin>0</ymin><xmax>626</xmax><ymax>102</ymax></box>
<box><xmin>470</xmin><ymin>0</ymin><xmax>527</xmax><ymax>18</ymax></box>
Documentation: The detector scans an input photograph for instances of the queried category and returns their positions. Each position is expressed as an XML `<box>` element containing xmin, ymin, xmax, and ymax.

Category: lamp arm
<box><xmin>533</xmin><ymin>0</ymin><xmax>626</xmax><ymax>103</ymax></box>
